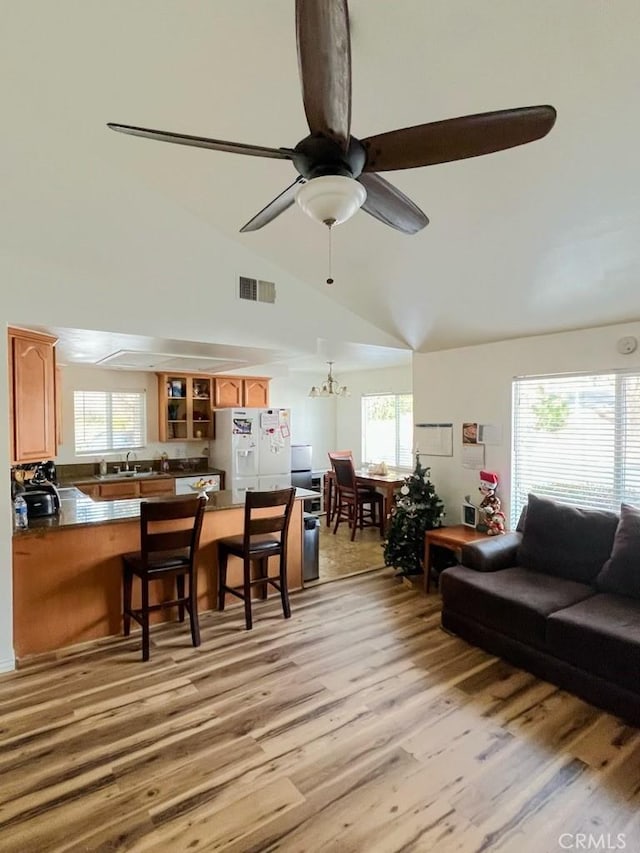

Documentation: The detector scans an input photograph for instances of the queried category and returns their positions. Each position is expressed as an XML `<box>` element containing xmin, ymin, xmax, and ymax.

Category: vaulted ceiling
<box><xmin>3</xmin><ymin>1</ymin><xmax>639</xmax><ymax>372</ymax></box>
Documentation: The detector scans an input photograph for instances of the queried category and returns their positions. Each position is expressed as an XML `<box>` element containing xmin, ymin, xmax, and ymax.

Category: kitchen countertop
<box><xmin>57</xmin><ymin>468</ymin><xmax>225</xmax><ymax>487</ymax></box>
<box><xmin>13</xmin><ymin>486</ymin><xmax>320</xmax><ymax>536</ymax></box>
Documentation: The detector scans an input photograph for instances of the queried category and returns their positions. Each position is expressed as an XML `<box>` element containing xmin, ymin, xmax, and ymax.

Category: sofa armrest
<box><xmin>460</xmin><ymin>532</ymin><xmax>522</xmax><ymax>572</ymax></box>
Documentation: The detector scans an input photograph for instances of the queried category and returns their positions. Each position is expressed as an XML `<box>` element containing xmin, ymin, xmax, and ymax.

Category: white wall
<box><xmin>58</xmin><ymin>366</ymin><xmax>208</xmax><ymax>466</ymax></box>
<box><xmin>269</xmin><ymin>374</ymin><xmax>336</xmax><ymax>471</ymax></box>
<box><xmin>336</xmin><ymin>365</ymin><xmax>413</xmax><ymax>467</ymax></box>
<box><xmin>413</xmin><ymin>320</ymin><xmax>640</xmax><ymax>529</ymax></box>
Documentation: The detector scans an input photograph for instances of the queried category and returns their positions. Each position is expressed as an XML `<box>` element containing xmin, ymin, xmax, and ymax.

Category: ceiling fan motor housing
<box><xmin>292</xmin><ymin>134</ymin><xmax>366</xmax><ymax>180</ymax></box>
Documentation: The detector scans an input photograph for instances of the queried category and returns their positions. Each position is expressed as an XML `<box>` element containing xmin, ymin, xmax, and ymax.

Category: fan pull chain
<box><xmin>326</xmin><ymin>218</ymin><xmax>335</xmax><ymax>285</ymax></box>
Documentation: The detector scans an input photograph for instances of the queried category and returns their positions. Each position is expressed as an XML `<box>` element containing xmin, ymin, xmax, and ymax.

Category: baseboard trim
<box><xmin>0</xmin><ymin>654</ymin><xmax>16</xmax><ymax>674</ymax></box>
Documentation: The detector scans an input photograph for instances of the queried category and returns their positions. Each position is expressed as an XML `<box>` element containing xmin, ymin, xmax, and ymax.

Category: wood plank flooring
<box><xmin>1</xmin><ymin>570</ymin><xmax>639</xmax><ymax>852</ymax></box>
<box><xmin>317</xmin><ymin>518</ymin><xmax>386</xmax><ymax>582</ymax></box>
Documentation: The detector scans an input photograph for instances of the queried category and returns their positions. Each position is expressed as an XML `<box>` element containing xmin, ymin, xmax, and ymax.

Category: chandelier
<box><xmin>308</xmin><ymin>362</ymin><xmax>350</xmax><ymax>398</ymax></box>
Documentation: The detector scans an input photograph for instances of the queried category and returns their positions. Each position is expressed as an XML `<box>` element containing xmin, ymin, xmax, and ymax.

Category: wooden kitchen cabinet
<box><xmin>213</xmin><ymin>376</ymin><xmax>270</xmax><ymax>408</ymax></box>
<box><xmin>76</xmin><ymin>483</ymin><xmax>99</xmax><ymax>499</ymax></box>
<box><xmin>55</xmin><ymin>366</ymin><xmax>63</xmax><ymax>449</ymax></box>
<box><xmin>157</xmin><ymin>373</ymin><xmax>271</xmax><ymax>435</ymax></box>
<box><xmin>242</xmin><ymin>377</ymin><xmax>270</xmax><ymax>407</ymax></box>
<box><xmin>157</xmin><ymin>373</ymin><xmax>214</xmax><ymax>442</ymax></box>
<box><xmin>77</xmin><ymin>477</ymin><xmax>174</xmax><ymax>500</ymax></box>
<box><xmin>213</xmin><ymin>376</ymin><xmax>244</xmax><ymax>408</ymax></box>
<box><xmin>139</xmin><ymin>478</ymin><xmax>174</xmax><ymax>497</ymax></box>
<box><xmin>9</xmin><ymin>327</ymin><xmax>58</xmax><ymax>464</ymax></box>
<box><xmin>98</xmin><ymin>481</ymin><xmax>139</xmax><ymax>500</ymax></box>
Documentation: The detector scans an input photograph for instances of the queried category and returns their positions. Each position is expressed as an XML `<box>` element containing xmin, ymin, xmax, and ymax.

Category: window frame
<box><xmin>73</xmin><ymin>389</ymin><xmax>147</xmax><ymax>456</ymax></box>
<box><xmin>511</xmin><ymin>368</ymin><xmax>640</xmax><ymax>527</ymax></box>
<box><xmin>361</xmin><ymin>392</ymin><xmax>413</xmax><ymax>470</ymax></box>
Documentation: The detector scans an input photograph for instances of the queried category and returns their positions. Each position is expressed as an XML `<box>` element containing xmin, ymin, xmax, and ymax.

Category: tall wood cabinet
<box><xmin>9</xmin><ymin>327</ymin><xmax>58</xmax><ymax>463</ymax></box>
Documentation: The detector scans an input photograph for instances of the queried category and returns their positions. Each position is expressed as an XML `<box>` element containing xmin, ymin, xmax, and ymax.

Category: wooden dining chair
<box><xmin>216</xmin><ymin>488</ymin><xmax>296</xmax><ymax>630</ymax></box>
<box><xmin>122</xmin><ymin>494</ymin><xmax>206</xmax><ymax>661</ymax></box>
<box><xmin>331</xmin><ymin>456</ymin><xmax>384</xmax><ymax>541</ymax></box>
<box><xmin>326</xmin><ymin>450</ymin><xmax>354</xmax><ymax>525</ymax></box>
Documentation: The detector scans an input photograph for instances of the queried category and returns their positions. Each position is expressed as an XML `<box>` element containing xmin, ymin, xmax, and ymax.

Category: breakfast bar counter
<box><xmin>13</xmin><ymin>485</ymin><xmax>289</xmax><ymax>534</ymax></box>
<box><xmin>12</xmin><ymin>487</ymin><xmax>317</xmax><ymax>658</ymax></box>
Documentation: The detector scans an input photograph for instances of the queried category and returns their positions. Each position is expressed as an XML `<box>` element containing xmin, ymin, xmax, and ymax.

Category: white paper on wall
<box><xmin>462</xmin><ymin>444</ymin><xmax>485</xmax><ymax>469</ymax></box>
<box><xmin>478</xmin><ymin>423</ymin><xmax>503</xmax><ymax>446</ymax></box>
<box><xmin>415</xmin><ymin>423</ymin><xmax>453</xmax><ymax>456</ymax></box>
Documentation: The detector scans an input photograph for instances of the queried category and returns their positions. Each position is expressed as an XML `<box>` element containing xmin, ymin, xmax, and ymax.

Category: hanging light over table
<box><xmin>308</xmin><ymin>362</ymin><xmax>350</xmax><ymax>398</ymax></box>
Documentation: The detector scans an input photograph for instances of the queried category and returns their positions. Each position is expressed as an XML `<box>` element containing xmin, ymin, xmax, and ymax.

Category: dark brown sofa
<box><xmin>440</xmin><ymin>494</ymin><xmax>640</xmax><ymax>726</ymax></box>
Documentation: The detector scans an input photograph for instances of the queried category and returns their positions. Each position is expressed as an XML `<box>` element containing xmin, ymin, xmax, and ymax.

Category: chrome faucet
<box><xmin>124</xmin><ymin>451</ymin><xmax>133</xmax><ymax>472</ymax></box>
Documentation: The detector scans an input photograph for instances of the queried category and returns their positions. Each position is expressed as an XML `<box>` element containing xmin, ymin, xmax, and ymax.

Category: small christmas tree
<box><xmin>383</xmin><ymin>455</ymin><xmax>445</xmax><ymax>576</ymax></box>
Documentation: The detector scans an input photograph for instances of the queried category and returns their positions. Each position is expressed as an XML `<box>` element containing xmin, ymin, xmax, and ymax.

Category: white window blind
<box><xmin>512</xmin><ymin>371</ymin><xmax>640</xmax><ymax>526</ymax></box>
<box><xmin>362</xmin><ymin>394</ymin><xmax>413</xmax><ymax>469</ymax></box>
<box><xmin>74</xmin><ymin>391</ymin><xmax>146</xmax><ymax>454</ymax></box>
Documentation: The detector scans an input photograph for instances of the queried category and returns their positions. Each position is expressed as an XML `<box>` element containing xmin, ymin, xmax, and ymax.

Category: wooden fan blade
<box><xmin>362</xmin><ymin>105</ymin><xmax>557</xmax><ymax>172</ymax></box>
<box><xmin>296</xmin><ymin>0</ymin><xmax>351</xmax><ymax>151</ymax></box>
<box><xmin>239</xmin><ymin>178</ymin><xmax>305</xmax><ymax>233</ymax></box>
<box><xmin>359</xmin><ymin>173</ymin><xmax>429</xmax><ymax>234</ymax></box>
<box><xmin>107</xmin><ymin>123</ymin><xmax>294</xmax><ymax>160</ymax></box>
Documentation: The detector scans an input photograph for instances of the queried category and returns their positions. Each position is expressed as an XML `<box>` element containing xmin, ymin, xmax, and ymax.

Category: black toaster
<box><xmin>23</xmin><ymin>488</ymin><xmax>59</xmax><ymax>518</ymax></box>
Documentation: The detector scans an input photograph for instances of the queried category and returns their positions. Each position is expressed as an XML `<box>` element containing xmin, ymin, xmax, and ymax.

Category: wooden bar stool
<box><xmin>122</xmin><ymin>494</ymin><xmax>206</xmax><ymax>661</ymax></box>
<box><xmin>216</xmin><ymin>488</ymin><xmax>296</xmax><ymax>630</ymax></box>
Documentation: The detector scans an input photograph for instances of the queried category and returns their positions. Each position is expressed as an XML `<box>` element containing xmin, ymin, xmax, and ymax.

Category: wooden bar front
<box><xmin>12</xmin><ymin>501</ymin><xmax>304</xmax><ymax>658</ymax></box>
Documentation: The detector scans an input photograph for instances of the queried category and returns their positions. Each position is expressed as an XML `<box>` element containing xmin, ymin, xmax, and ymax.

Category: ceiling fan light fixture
<box><xmin>295</xmin><ymin>175</ymin><xmax>366</xmax><ymax>227</ymax></box>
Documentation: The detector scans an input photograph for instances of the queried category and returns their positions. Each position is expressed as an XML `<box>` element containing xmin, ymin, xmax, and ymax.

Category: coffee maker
<box><xmin>41</xmin><ymin>460</ymin><xmax>57</xmax><ymax>485</ymax></box>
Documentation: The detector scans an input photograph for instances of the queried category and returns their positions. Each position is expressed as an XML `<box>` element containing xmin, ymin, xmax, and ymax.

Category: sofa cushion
<box><xmin>595</xmin><ymin>503</ymin><xmax>640</xmax><ymax>599</ymax></box>
<box><xmin>517</xmin><ymin>494</ymin><xmax>618</xmax><ymax>584</ymax></box>
<box><xmin>547</xmin><ymin>594</ymin><xmax>640</xmax><ymax>694</ymax></box>
<box><xmin>440</xmin><ymin>565</ymin><xmax>595</xmax><ymax>649</ymax></box>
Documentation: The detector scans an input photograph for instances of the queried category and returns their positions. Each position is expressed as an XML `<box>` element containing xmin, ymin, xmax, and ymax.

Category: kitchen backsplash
<box><xmin>56</xmin><ymin>456</ymin><xmax>211</xmax><ymax>482</ymax></box>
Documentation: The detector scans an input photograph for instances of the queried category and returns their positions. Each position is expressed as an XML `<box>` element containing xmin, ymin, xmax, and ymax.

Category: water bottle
<box><xmin>13</xmin><ymin>494</ymin><xmax>28</xmax><ymax>529</ymax></box>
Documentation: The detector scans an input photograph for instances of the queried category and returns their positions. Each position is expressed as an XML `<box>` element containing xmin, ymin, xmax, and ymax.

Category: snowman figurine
<box><xmin>477</xmin><ymin>470</ymin><xmax>506</xmax><ymax>536</ymax></box>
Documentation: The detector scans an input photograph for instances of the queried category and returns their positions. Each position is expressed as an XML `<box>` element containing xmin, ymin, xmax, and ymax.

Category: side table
<box><xmin>424</xmin><ymin>524</ymin><xmax>491</xmax><ymax>593</ymax></box>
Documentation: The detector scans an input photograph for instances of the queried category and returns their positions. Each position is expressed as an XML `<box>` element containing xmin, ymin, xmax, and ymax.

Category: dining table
<box><xmin>324</xmin><ymin>468</ymin><xmax>405</xmax><ymax>533</ymax></box>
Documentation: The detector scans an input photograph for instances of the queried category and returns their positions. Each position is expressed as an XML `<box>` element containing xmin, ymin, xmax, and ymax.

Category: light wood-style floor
<box><xmin>1</xmin><ymin>571</ymin><xmax>639</xmax><ymax>852</ymax></box>
<box><xmin>317</xmin><ymin>517</ymin><xmax>386</xmax><ymax>582</ymax></box>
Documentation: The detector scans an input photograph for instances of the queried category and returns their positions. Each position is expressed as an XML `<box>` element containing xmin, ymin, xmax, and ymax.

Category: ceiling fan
<box><xmin>108</xmin><ymin>0</ymin><xmax>556</xmax><ymax>237</ymax></box>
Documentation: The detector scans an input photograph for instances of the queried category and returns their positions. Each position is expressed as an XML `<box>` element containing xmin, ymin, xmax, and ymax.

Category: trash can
<box><xmin>303</xmin><ymin>512</ymin><xmax>320</xmax><ymax>581</ymax></box>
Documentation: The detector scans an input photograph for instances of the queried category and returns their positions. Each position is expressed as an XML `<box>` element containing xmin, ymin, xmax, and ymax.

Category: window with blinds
<box><xmin>512</xmin><ymin>371</ymin><xmax>640</xmax><ymax>526</ymax></box>
<box><xmin>74</xmin><ymin>391</ymin><xmax>146</xmax><ymax>454</ymax></box>
<box><xmin>362</xmin><ymin>393</ymin><xmax>413</xmax><ymax>469</ymax></box>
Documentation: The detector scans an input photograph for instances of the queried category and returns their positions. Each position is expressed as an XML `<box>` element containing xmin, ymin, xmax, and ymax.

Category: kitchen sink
<box><xmin>94</xmin><ymin>471</ymin><xmax>165</xmax><ymax>480</ymax></box>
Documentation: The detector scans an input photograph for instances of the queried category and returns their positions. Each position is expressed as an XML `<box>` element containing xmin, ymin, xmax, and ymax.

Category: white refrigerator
<box><xmin>211</xmin><ymin>408</ymin><xmax>292</xmax><ymax>498</ymax></box>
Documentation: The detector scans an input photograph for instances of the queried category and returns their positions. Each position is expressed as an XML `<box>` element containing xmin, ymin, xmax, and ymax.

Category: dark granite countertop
<box><xmin>13</xmin><ymin>486</ymin><xmax>320</xmax><ymax>536</ymax></box>
<box><xmin>57</xmin><ymin>468</ymin><xmax>225</xmax><ymax>487</ymax></box>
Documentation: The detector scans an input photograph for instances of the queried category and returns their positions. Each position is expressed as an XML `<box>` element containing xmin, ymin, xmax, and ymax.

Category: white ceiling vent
<box><xmin>239</xmin><ymin>276</ymin><xmax>276</xmax><ymax>304</ymax></box>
